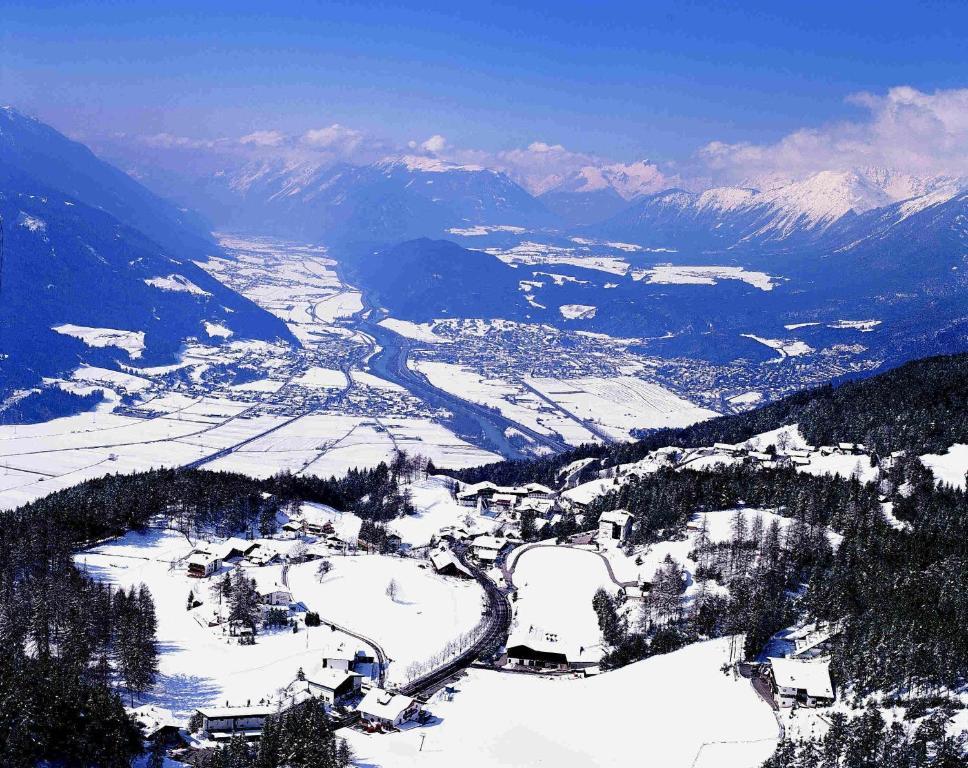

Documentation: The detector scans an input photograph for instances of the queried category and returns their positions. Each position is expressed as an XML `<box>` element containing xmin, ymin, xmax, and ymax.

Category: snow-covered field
<box><xmin>526</xmin><ymin>375</ymin><xmax>718</xmax><ymax>439</ymax></box>
<box><xmin>633</xmin><ymin>265</ymin><xmax>778</xmax><ymax>291</ymax></box>
<box><xmin>414</xmin><ymin>361</ymin><xmax>601</xmax><ymax>445</ymax></box>
<box><xmin>741</xmin><ymin>334</ymin><xmax>813</xmax><ymax>360</ymax></box>
<box><xmin>920</xmin><ymin>443</ymin><xmax>968</xmax><ymax>489</ymax></box>
<box><xmin>78</xmin><ymin>530</ymin><xmax>369</xmax><ymax>718</ymax></box>
<box><xmin>286</xmin><ymin>554</ymin><xmax>484</xmax><ymax>685</ymax></box>
<box><xmin>78</xmin><ymin>528</ymin><xmax>486</xmax><ymax>708</ymax></box>
<box><xmin>508</xmin><ymin>546</ymin><xmax>613</xmax><ymax>664</ymax></box>
<box><xmin>344</xmin><ymin>637</ymin><xmax>778</xmax><ymax>768</ymax></box>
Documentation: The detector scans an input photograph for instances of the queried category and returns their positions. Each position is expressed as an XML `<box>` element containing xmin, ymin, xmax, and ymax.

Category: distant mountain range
<box><xmin>591</xmin><ymin>168</ymin><xmax>965</xmax><ymax>251</ymax></box>
<box><xmin>2</xmin><ymin>107</ymin><xmax>967</xmax><ymax>405</ymax></box>
<box><xmin>0</xmin><ymin>108</ymin><xmax>293</xmax><ymax>400</ymax></box>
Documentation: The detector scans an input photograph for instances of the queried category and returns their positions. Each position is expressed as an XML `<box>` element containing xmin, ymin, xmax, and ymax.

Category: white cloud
<box><xmin>301</xmin><ymin>123</ymin><xmax>363</xmax><ymax>152</ymax></box>
<box><xmin>698</xmin><ymin>86</ymin><xmax>968</xmax><ymax>185</ymax></box>
<box><xmin>239</xmin><ymin>129</ymin><xmax>286</xmax><ymax>147</ymax></box>
<box><xmin>419</xmin><ymin>134</ymin><xmax>448</xmax><ymax>154</ymax></box>
<box><xmin>141</xmin><ymin>132</ymin><xmax>216</xmax><ymax>150</ymax></box>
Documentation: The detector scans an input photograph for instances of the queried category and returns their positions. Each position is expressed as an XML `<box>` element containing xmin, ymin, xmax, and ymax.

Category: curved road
<box><xmin>398</xmin><ymin>545</ymin><xmax>511</xmax><ymax>699</ymax></box>
<box><xmin>281</xmin><ymin>562</ymin><xmax>390</xmax><ymax>688</ymax></box>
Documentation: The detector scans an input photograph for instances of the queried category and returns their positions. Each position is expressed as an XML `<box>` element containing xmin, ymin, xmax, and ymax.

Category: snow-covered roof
<box><xmin>769</xmin><ymin>657</ymin><xmax>833</xmax><ymax>698</ymax></box>
<box><xmin>525</xmin><ymin>483</ymin><xmax>554</xmax><ymax>495</ymax></box>
<box><xmin>599</xmin><ymin>509</ymin><xmax>632</xmax><ymax>526</ymax></box>
<box><xmin>305</xmin><ymin>667</ymin><xmax>361</xmax><ymax>692</ymax></box>
<box><xmin>198</xmin><ymin>704</ymin><xmax>277</xmax><ymax>719</ymax></box>
<box><xmin>128</xmin><ymin>704</ymin><xmax>177</xmax><ymax>736</ymax></box>
<box><xmin>356</xmin><ymin>688</ymin><xmax>415</xmax><ymax>720</ymax></box>
<box><xmin>472</xmin><ymin>535</ymin><xmax>507</xmax><ymax>551</ymax></box>
<box><xmin>429</xmin><ymin>549</ymin><xmax>473</xmax><ymax>577</ymax></box>
<box><xmin>188</xmin><ymin>552</ymin><xmax>219</xmax><ymax>566</ymax></box>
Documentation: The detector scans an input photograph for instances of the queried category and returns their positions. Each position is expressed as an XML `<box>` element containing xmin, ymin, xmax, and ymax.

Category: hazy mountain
<box><xmin>208</xmin><ymin>154</ymin><xmax>558</xmax><ymax>244</ymax></box>
<box><xmin>538</xmin><ymin>161</ymin><xmax>669</xmax><ymax>226</ymax></box>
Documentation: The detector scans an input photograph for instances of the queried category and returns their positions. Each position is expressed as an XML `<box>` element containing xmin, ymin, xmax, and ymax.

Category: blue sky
<box><xmin>2</xmin><ymin>1</ymin><xmax>967</xmax><ymax>183</ymax></box>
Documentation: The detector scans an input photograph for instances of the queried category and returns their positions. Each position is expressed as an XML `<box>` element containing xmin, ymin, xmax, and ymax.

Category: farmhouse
<box><xmin>196</xmin><ymin>704</ymin><xmax>277</xmax><ymax>740</ymax></box>
<box><xmin>506</xmin><ymin>643</ymin><xmax>570</xmax><ymax>670</ymax></box>
<box><xmin>470</xmin><ymin>534</ymin><xmax>511</xmax><ymax>563</ymax></box>
<box><xmin>457</xmin><ymin>481</ymin><xmax>556</xmax><ymax>512</ymax></box>
<box><xmin>598</xmin><ymin>509</ymin><xmax>633</xmax><ymax>545</ymax></box>
<box><xmin>284</xmin><ymin>668</ymin><xmax>362</xmax><ymax>706</ymax></box>
<box><xmin>356</xmin><ymin>688</ymin><xmax>419</xmax><ymax>728</ymax></box>
<box><xmin>768</xmin><ymin>657</ymin><xmax>834</xmax><ymax>708</ymax></box>
<box><xmin>429</xmin><ymin>548</ymin><xmax>474</xmax><ymax>579</ymax></box>
<box><xmin>187</xmin><ymin>552</ymin><xmax>221</xmax><ymax>578</ymax></box>
<box><xmin>128</xmin><ymin>705</ymin><xmax>182</xmax><ymax>745</ymax></box>
<box><xmin>259</xmin><ymin>586</ymin><xmax>292</xmax><ymax>606</ymax></box>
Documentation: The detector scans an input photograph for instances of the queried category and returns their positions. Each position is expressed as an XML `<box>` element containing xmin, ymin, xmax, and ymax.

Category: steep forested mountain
<box><xmin>0</xmin><ymin>109</ymin><xmax>294</xmax><ymax>399</ymax></box>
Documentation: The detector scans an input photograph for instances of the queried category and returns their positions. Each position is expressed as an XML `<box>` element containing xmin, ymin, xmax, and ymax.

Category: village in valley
<box><xmin>71</xmin><ymin>420</ymin><xmax>926</xmax><ymax>768</ymax></box>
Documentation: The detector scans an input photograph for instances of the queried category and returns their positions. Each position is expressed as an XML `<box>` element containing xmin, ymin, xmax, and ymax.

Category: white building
<box><xmin>283</xmin><ymin>668</ymin><xmax>362</xmax><ymax>706</ymax></box>
<box><xmin>197</xmin><ymin>704</ymin><xmax>277</xmax><ymax>740</ymax></box>
<box><xmin>356</xmin><ymin>688</ymin><xmax>418</xmax><ymax>728</ymax></box>
<box><xmin>187</xmin><ymin>552</ymin><xmax>221</xmax><ymax>578</ymax></box>
<box><xmin>598</xmin><ymin>509</ymin><xmax>633</xmax><ymax>545</ymax></box>
<box><xmin>471</xmin><ymin>535</ymin><xmax>510</xmax><ymax>562</ymax></box>
<box><xmin>769</xmin><ymin>657</ymin><xmax>834</xmax><ymax>708</ymax></box>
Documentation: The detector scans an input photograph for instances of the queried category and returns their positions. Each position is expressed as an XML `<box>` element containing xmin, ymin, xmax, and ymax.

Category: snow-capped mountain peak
<box><xmin>379</xmin><ymin>154</ymin><xmax>486</xmax><ymax>174</ymax></box>
<box><xmin>548</xmin><ymin>160</ymin><xmax>670</xmax><ymax>200</ymax></box>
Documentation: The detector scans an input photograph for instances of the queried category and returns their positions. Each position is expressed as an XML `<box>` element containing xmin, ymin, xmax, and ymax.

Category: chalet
<box><xmin>259</xmin><ymin>586</ymin><xmax>292</xmax><ymax>606</ymax></box>
<box><xmin>516</xmin><ymin>497</ymin><xmax>555</xmax><ymax>517</ymax></box>
<box><xmin>284</xmin><ymin>669</ymin><xmax>362</xmax><ymax>706</ymax></box>
<box><xmin>321</xmin><ymin>649</ymin><xmax>376</xmax><ymax>676</ymax></box>
<box><xmin>506</xmin><ymin>643</ymin><xmax>569</xmax><ymax>670</ymax></box>
<box><xmin>456</xmin><ymin>481</ymin><xmax>498</xmax><ymax>507</ymax></box>
<box><xmin>748</xmin><ymin>451</ymin><xmax>773</xmax><ymax>463</ymax></box>
<box><xmin>187</xmin><ymin>552</ymin><xmax>221</xmax><ymax>578</ymax></box>
<box><xmin>768</xmin><ymin>657</ymin><xmax>834</xmax><ymax>708</ymax></box>
<box><xmin>356</xmin><ymin>688</ymin><xmax>419</xmax><ymax>728</ymax></box>
<box><xmin>598</xmin><ymin>509</ymin><xmax>633</xmax><ymax>545</ymax></box>
<box><xmin>471</xmin><ymin>535</ymin><xmax>510</xmax><ymax>563</ymax></box>
<box><xmin>790</xmin><ymin>456</ymin><xmax>811</xmax><ymax>466</ymax></box>
<box><xmin>196</xmin><ymin>704</ymin><xmax>277</xmax><ymax>740</ymax></box>
<box><xmin>524</xmin><ymin>482</ymin><xmax>554</xmax><ymax>499</ymax></box>
<box><xmin>713</xmin><ymin>442</ymin><xmax>744</xmax><ymax>456</ymax></box>
<box><xmin>128</xmin><ymin>705</ymin><xmax>183</xmax><ymax>746</ymax></box>
<box><xmin>218</xmin><ymin>537</ymin><xmax>260</xmax><ymax>562</ymax></box>
<box><xmin>837</xmin><ymin>442</ymin><xmax>866</xmax><ymax>455</ymax></box>
<box><xmin>429</xmin><ymin>549</ymin><xmax>474</xmax><ymax>579</ymax></box>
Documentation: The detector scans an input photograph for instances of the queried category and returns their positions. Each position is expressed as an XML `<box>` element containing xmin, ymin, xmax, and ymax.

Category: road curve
<box><xmin>398</xmin><ymin>546</ymin><xmax>511</xmax><ymax>699</ymax></box>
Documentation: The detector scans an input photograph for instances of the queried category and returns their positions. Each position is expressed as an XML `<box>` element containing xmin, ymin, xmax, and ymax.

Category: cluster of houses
<box><xmin>457</xmin><ymin>481</ymin><xmax>555</xmax><ymax>516</ymax></box>
<box><xmin>710</xmin><ymin>441</ymin><xmax>872</xmax><ymax>469</ymax></box>
<box><xmin>190</xmin><ymin>638</ymin><xmax>422</xmax><ymax>742</ymax></box>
